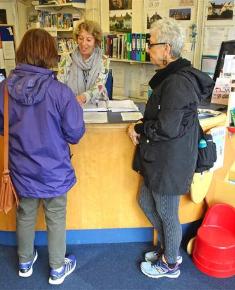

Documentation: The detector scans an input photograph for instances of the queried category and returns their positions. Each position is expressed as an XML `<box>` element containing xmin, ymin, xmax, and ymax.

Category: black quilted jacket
<box><xmin>133</xmin><ymin>58</ymin><xmax>214</xmax><ymax>195</ymax></box>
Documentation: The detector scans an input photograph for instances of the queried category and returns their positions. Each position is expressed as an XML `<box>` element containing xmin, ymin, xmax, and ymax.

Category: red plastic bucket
<box><xmin>192</xmin><ymin>204</ymin><xmax>235</xmax><ymax>278</ymax></box>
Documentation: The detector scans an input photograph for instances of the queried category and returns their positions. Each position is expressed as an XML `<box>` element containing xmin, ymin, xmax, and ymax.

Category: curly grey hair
<box><xmin>150</xmin><ymin>18</ymin><xmax>184</xmax><ymax>58</ymax></box>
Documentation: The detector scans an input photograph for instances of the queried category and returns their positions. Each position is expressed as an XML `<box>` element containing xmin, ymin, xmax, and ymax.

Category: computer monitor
<box><xmin>213</xmin><ymin>40</ymin><xmax>235</xmax><ymax>81</ymax></box>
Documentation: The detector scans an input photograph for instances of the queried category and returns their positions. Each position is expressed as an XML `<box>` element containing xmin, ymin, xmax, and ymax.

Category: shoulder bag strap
<box><xmin>3</xmin><ymin>84</ymin><xmax>9</xmax><ymax>173</ymax></box>
<box><xmin>197</xmin><ymin>117</ymin><xmax>204</xmax><ymax>138</ymax></box>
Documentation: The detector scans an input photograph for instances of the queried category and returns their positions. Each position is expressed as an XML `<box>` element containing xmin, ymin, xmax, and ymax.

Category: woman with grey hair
<box><xmin>128</xmin><ymin>18</ymin><xmax>214</xmax><ymax>279</ymax></box>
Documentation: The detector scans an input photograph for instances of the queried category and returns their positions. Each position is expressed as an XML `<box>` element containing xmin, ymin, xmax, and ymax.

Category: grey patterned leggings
<box><xmin>139</xmin><ymin>183</ymin><xmax>182</xmax><ymax>264</ymax></box>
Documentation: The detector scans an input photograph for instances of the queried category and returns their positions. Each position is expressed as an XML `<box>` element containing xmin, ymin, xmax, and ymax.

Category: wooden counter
<box><xmin>0</xmin><ymin>113</ymin><xmax>226</xmax><ymax>235</ymax></box>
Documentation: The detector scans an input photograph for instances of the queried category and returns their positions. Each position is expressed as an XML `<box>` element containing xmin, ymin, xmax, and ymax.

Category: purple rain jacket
<box><xmin>0</xmin><ymin>64</ymin><xmax>85</xmax><ymax>198</ymax></box>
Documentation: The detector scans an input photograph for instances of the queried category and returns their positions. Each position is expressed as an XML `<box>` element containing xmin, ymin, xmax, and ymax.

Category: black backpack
<box><xmin>195</xmin><ymin>121</ymin><xmax>217</xmax><ymax>173</ymax></box>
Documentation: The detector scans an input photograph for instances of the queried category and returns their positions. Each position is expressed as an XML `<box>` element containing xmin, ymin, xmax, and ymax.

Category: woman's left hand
<box><xmin>128</xmin><ymin>124</ymin><xmax>140</xmax><ymax>145</ymax></box>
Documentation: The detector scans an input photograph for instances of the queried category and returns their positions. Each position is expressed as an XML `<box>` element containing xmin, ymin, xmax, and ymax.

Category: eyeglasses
<box><xmin>148</xmin><ymin>42</ymin><xmax>167</xmax><ymax>49</ymax></box>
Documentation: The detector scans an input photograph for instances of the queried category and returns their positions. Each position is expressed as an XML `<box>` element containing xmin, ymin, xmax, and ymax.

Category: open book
<box><xmin>82</xmin><ymin>100</ymin><xmax>139</xmax><ymax>112</ymax></box>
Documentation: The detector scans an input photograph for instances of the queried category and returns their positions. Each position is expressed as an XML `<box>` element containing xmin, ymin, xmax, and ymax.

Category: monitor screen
<box><xmin>213</xmin><ymin>40</ymin><xmax>235</xmax><ymax>81</ymax></box>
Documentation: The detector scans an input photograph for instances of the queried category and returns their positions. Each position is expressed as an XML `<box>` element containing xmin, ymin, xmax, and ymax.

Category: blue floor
<box><xmin>0</xmin><ymin>242</ymin><xmax>234</xmax><ymax>290</ymax></box>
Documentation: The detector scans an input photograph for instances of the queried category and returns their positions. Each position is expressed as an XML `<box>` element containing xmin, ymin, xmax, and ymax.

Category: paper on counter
<box><xmin>83</xmin><ymin>112</ymin><xmax>108</xmax><ymax>123</ymax></box>
<box><xmin>83</xmin><ymin>101</ymin><xmax>108</xmax><ymax>112</ymax></box>
<box><xmin>121</xmin><ymin>112</ymin><xmax>143</xmax><ymax>121</ymax></box>
<box><xmin>108</xmin><ymin>100</ymin><xmax>139</xmax><ymax>112</ymax></box>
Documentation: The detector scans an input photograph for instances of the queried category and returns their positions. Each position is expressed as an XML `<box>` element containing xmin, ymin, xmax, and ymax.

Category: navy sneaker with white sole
<box><xmin>49</xmin><ymin>254</ymin><xmax>76</xmax><ymax>285</ymax></box>
<box><xmin>19</xmin><ymin>250</ymin><xmax>38</xmax><ymax>278</ymax></box>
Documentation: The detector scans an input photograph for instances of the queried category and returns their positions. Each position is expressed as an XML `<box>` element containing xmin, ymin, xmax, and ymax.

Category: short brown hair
<box><xmin>73</xmin><ymin>20</ymin><xmax>102</xmax><ymax>47</ymax></box>
<box><xmin>16</xmin><ymin>28</ymin><xmax>58</xmax><ymax>68</ymax></box>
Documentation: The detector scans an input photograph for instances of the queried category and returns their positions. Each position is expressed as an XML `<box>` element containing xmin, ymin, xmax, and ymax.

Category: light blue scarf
<box><xmin>67</xmin><ymin>47</ymin><xmax>103</xmax><ymax>96</ymax></box>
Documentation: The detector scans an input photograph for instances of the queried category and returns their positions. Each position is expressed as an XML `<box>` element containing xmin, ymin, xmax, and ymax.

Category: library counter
<box><xmin>0</xmin><ymin>111</ymin><xmax>227</xmax><ymax>244</ymax></box>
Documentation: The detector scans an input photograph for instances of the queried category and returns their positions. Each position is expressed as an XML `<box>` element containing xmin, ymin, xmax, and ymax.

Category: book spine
<box><xmin>136</xmin><ymin>33</ymin><xmax>141</xmax><ymax>61</ymax></box>
<box><xmin>131</xmin><ymin>33</ymin><xmax>136</xmax><ymax>60</ymax></box>
<box><xmin>140</xmin><ymin>33</ymin><xmax>146</xmax><ymax>62</ymax></box>
<box><xmin>127</xmin><ymin>33</ymin><xmax>132</xmax><ymax>60</ymax></box>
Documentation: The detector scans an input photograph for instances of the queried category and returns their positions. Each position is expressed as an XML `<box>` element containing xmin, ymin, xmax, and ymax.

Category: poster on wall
<box><xmin>109</xmin><ymin>0</ymin><xmax>132</xmax><ymax>10</ymax></box>
<box><xmin>207</xmin><ymin>0</ymin><xmax>234</xmax><ymax>20</ymax></box>
<box><xmin>144</xmin><ymin>0</ymin><xmax>162</xmax><ymax>31</ymax></box>
<box><xmin>109</xmin><ymin>10</ymin><xmax>132</xmax><ymax>32</ymax></box>
<box><xmin>204</xmin><ymin>26</ymin><xmax>229</xmax><ymax>55</ymax></box>
<box><xmin>146</xmin><ymin>0</ymin><xmax>161</xmax><ymax>9</ymax></box>
<box><xmin>169</xmin><ymin>8</ymin><xmax>191</xmax><ymax>20</ymax></box>
<box><xmin>0</xmin><ymin>10</ymin><xmax>7</xmax><ymax>24</ymax></box>
<box><xmin>179</xmin><ymin>0</ymin><xmax>194</xmax><ymax>6</ymax></box>
<box><xmin>146</xmin><ymin>10</ymin><xmax>162</xmax><ymax>30</ymax></box>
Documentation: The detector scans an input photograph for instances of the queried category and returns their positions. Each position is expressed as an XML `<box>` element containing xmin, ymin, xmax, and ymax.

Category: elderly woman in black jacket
<box><xmin>128</xmin><ymin>18</ymin><xmax>214</xmax><ymax>279</ymax></box>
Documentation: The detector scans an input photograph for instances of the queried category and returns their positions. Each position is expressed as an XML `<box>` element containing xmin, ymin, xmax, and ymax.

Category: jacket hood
<box><xmin>179</xmin><ymin>66</ymin><xmax>215</xmax><ymax>102</ymax></box>
<box><xmin>149</xmin><ymin>58</ymin><xmax>214</xmax><ymax>102</ymax></box>
<box><xmin>7</xmin><ymin>64</ymin><xmax>55</xmax><ymax>105</ymax></box>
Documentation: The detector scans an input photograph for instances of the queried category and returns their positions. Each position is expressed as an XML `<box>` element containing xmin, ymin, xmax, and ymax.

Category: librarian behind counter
<box><xmin>128</xmin><ymin>18</ymin><xmax>214</xmax><ymax>279</ymax></box>
<box><xmin>58</xmin><ymin>20</ymin><xmax>110</xmax><ymax>106</ymax></box>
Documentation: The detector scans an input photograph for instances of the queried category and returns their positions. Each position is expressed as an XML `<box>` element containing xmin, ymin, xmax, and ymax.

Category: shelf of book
<box><xmin>35</xmin><ymin>3</ymin><xmax>85</xmax><ymax>11</ymax></box>
<box><xmin>110</xmin><ymin>58</ymin><xmax>152</xmax><ymax>65</ymax></box>
<box><xmin>43</xmin><ymin>27</ymin><xmax>73</xmax><ymax>33</ymax></box>
<box><xmin>58</xmin><ymin>50</ymin><xmax>73</xmax><ymax>55</ymax></box>
<box><xmin>57</xmin><ymin>28</ymin><xmax>73</xmax><ymax>32</ymax></box>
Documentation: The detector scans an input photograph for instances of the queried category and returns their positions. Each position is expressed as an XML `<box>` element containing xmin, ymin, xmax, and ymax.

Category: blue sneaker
<box><xmin>49</xmin><ymin>254</ymin><xmax>76</xmax><ymax>285</ymax></box>
<box><xmin>140</xmin><ymin>259</ymin><xmax>180</xmax><ymax>279</ymax></box>
<box><xmin>19</xmin><ymin>250</ymin><xmax>38</xmax><ymax>277</ymax></box>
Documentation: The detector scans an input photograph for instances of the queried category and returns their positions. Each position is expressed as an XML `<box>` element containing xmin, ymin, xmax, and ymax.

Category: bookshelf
<box><xmin>34</xmin><ymin>2</ymin><xmax>86</xmax><ymax>33</ymax></box>
<box><xmin>110</xmin><ymin>58</ymin><xmax>152</xmax><ymax>65</ymax></box>
<box><xmin>35</xmin><ymin>3</ymin><xmax>86</xmax><ymax>11</ymax></box>
<box><xmin>33</xmin><ymin>3</ymin><xmax>85</xmax><ymax>77</ymax></box>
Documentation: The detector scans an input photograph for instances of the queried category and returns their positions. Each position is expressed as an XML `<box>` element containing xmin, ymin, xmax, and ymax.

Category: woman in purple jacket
<box><xmin>0</xmin><ymin>29</ymin><xmax>85</xmax><ymax>285</ymax></box>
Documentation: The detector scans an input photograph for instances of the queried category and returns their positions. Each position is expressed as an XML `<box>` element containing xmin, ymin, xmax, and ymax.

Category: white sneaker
<box><xmin>141</xmin><ymin>259</ymin><xmax>181</xmax><ymax>279</ymax></box>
